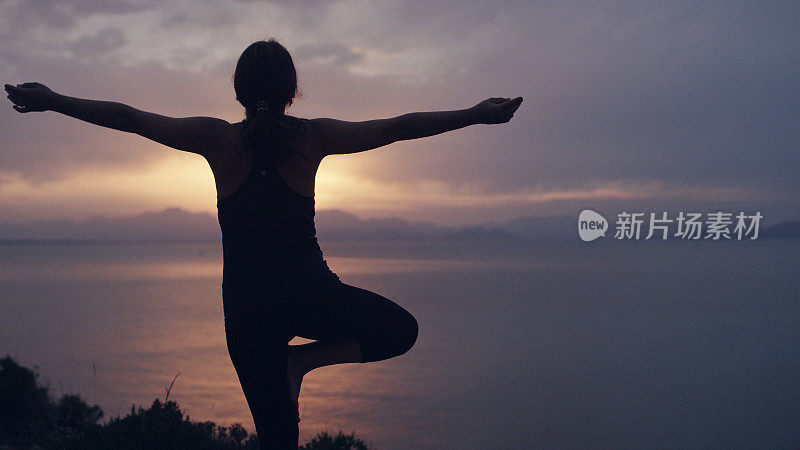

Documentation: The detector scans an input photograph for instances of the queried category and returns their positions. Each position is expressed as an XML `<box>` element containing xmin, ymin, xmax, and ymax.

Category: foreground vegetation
<box><xmin>0</xmin><ymin>356</ymin><xmax>371</xmax><ymax>449</ymax></box>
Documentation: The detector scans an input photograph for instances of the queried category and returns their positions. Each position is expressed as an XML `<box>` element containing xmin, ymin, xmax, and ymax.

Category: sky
<box><xmin>1</xmin><ymin>0</ymin><xmax>798</xmax><ymax>227</ymax></box>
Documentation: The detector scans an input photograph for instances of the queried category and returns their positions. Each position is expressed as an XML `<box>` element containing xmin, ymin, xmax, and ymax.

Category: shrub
<box><xmin>0</xmin><ymin>356</ymin><xmax>373</xmax><ymax>449</ymax></box>
<box><xmin>300</xmin><ymin>430</ymin><xmax>372</xmax><ymax>450</ymax></box>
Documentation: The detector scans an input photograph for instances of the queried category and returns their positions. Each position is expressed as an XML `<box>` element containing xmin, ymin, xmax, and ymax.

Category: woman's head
<box><xmin>234</xmin><ymin>39</ymin><xmax>298</xmax><ymax>117</ymax></box>
<box><xmin>234</xmin><ymin>39</ymin><xmax>307</xmax><ymax>161</ymax></box>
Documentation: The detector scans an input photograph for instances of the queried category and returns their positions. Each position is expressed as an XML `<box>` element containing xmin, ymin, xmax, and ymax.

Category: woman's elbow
<box><xmin>392</xmin><ymin>114</ymin><xmax>414</xmax><ymax>142</ymax></box>
<box><xmin>112</xmin><ymin>104</ymin><xmax>137</xmax><ymax>133</ymax></box>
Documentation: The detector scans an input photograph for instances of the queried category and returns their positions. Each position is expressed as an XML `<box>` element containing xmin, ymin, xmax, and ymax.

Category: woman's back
<box><xmin>213</xmin><ymin>120</ymin><xmax>323</xmax><ymax>201</ymax></box>
<box><xmin>216</xmin><ymin>120</ymin><xmax>342</xmax><ymax>319</ymax></box>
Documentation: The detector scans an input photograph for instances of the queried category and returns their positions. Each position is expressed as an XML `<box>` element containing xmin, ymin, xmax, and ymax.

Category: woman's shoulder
<box><xmin>279</xmin><ymin>116</ymin><xmax>327</xmax><ymax>162</ymax></box>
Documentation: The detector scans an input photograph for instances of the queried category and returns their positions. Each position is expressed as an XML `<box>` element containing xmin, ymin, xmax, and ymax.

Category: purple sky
<box><xmin>1</xmin><ymin>0</ymin><xmax>797</xmax><ymax>226</ymax></box>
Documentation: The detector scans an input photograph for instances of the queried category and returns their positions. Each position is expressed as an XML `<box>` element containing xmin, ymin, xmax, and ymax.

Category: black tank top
<box><xmin>217</xmin><ymin>140</ymin><xmax>341</xmax><ymax>319</ymax></box>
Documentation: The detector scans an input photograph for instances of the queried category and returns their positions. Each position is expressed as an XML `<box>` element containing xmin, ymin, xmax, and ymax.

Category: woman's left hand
<box><xmin>4</xmin><ymin>82</ymin><xmax>56</xmax><ymax>113</ymax></box>
<box><xmin>471</xmin><ymin>96</ymin><xmax>523</xmax><ymax>124</ymax></box>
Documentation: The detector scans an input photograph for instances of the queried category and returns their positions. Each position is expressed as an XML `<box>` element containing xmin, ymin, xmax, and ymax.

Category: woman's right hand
<box><xmin>4</xmin><ymin>82</ymin><xmax>57</xmax><ymax>113</ymax></box>
<box><xmin>472</xmin><ymin>96</ymin><xmax>523</xmax><ymax>124</ymax></box>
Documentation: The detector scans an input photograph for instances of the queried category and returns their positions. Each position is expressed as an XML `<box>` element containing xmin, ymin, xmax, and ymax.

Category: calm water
<box><xmin>1</xmin><ymin>239</ymin><xmax>798</xmax><ymax>449</ymax></box>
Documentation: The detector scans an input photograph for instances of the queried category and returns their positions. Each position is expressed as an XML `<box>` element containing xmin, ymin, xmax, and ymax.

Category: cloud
<box><xmin>338</xmin><ymin>1</ymin><xmax>799</xmax><ymax>194</ymax></box>
<box><xmin>0</xmin><ymin>0</ymin><xmax>797</xmax><ymax>224</ymax></box>
<box><xmin>68</xmin><ymin>28</ymin><xmax>127</xmax><ymax>57</ymax></box>
<box><xmin>0</xmin><ymin>54</ymin><xmax>235</xmax><ymax>182</ymax></box>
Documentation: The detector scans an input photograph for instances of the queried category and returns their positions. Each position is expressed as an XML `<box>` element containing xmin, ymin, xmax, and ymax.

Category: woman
<box><xmin>4</xmin><ymin>38</ymin><xmax>522</xmax><ymax>449</ymax></box>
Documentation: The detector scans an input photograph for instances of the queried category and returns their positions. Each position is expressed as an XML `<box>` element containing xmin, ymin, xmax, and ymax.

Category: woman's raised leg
<box><xmin>285</xmin><ymin>283</ymin><xmax>419</xmax><ymax>414</ymax></box>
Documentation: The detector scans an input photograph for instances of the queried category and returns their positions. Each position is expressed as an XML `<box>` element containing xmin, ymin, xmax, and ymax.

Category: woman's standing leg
<box><xmin>225</xmin><ymin>311</ymin><xmax>299</xmax><ymax>449</ymax></box>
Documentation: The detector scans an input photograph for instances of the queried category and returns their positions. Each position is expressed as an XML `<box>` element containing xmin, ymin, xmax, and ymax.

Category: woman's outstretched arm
<box><xmin>311</xmin><ymin>96</ymin><xmax>523</xmax><ymax>156</ymax></box>
<box><xmin>4</xmin><ymin>82</ymin><xmax>228</xmax><ymax>158</ymax></box>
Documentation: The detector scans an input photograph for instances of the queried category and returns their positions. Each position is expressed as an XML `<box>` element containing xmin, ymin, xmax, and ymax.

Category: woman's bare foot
<box><xmin>285</xmin><ymin>340</ymin><xmax>362</xmax><ymax>422</ymax></box>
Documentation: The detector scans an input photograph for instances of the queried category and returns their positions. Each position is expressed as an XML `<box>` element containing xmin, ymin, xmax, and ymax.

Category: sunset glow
<box><xmin>2</xmin><ymin>1</ymin><xmax>795</xmax><ymax>226</ymax></box>
<box><xmin>1</xmin><ymin>2</ymin><xmax>798</xmax><ymax>448</ymax></box>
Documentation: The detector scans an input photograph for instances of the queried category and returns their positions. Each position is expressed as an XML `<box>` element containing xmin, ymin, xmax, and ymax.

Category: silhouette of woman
<box><xmin>4</xmin><ymin>38</ymin><xmax>522</xmax><ymax>449</ymax></box>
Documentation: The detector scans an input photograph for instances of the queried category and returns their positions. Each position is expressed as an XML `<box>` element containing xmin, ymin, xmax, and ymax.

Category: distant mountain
<box><xmin>0</xmin><ymin>208</ymin><xmax>795</xmax><ymax>243</ymax></box>
<box><xmin>315</xmin><ymin>209</ymin><xmax>446</xmax><ymax>240</ymax></box>
<box><xmin>0</xmin><ymin>207</ymin><xmax>220</xmax><ymax>242</ymax></box>
<box><xmin>321</xmin><ymin>210</ymin><xmax>573</xmax><ymax>241</ymax></box>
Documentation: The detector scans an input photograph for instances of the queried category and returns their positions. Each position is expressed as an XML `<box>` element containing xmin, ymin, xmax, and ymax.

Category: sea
<box><xmin>1</xmin><ymin>238</ymin><xmax>798</xmax><ymax>449</ymax></box>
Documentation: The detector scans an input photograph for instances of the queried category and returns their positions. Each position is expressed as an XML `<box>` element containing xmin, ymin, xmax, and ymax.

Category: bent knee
<box><xmin>396</xmin><ymin>310</ymin><xmax>418</xmax><ymax>356</ymax></box>
<box><xmin>360</xmin><ymin>306</ymin><xmax>419</xmax><ymax>363</ymax></box>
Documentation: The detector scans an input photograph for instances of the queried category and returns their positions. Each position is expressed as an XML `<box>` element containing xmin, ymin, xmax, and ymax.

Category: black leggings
<box><xmin>223</xmin><ymin>283</ymin><xmax>419</xmax><ymax>449</ymax></box>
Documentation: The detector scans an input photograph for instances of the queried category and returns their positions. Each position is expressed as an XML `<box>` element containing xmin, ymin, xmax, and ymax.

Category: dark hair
<box><xmin>234</xmin><ymin>38</ymin><xmax>307</xmax><ymax>162</ymax></box>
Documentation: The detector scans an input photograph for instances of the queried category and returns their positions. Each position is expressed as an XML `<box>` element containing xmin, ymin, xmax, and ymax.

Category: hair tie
<box><xmin>256</xmin><ymin>100</ymin><xmax>271</xmax><ymax>113</ymax></box>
